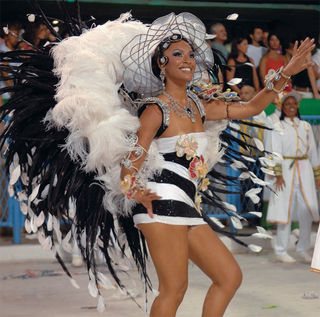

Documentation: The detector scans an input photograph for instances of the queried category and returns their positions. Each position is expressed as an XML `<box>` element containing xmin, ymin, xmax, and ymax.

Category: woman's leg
<box><xmin>138</xmin><ymin>223</ymin><xmax>189</xmax><ymax>317</ymax></box>
<box><xmin>188</xmin><ymin>225</ymin><xmax>242</xmax><ymax>317</ymax></box>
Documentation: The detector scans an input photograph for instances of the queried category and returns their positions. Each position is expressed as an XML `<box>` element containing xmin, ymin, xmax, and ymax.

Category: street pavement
<box><xmin>0</xmin><ymin>248</ymin><xmax>320</xmax><ymax>317</ymax></box>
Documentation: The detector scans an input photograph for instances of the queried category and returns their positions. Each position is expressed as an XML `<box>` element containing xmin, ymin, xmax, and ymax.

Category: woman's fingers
<box><xmin>296</xmin><ymin>38</ymin><xmax>314</xmax><ymax>57</ymax></box>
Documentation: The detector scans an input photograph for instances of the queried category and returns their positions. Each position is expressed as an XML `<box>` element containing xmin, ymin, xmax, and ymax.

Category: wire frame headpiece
<box><xmin>121</xmin><ymin>12</ymin><xmax>214</xmax><ymax>97</ymax></box>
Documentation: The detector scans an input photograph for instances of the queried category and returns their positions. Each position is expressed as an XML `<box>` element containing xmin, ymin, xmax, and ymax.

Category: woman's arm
<box><xmin>259</xmin><ymin>56</ymin><xmax>267</xmax><ymax>87</ymax></box>
<box><xmin>205</xmin><ymin>38</ymin><xmax>315</xmax><ymax>120</ymax></box>
<box><xmin>306</xmin><ymin>55</ymin><xmax>320</xmax><ymax>98</ymax></box>
<box><xmin>250</xmin><ymin>58</ymin><xmax>260</xmax><ymax>92</ymax></box>
<box><xmin>120</xmin><ymin>105</ymin><xmax>162</xmax><ymax>215</ymax></box>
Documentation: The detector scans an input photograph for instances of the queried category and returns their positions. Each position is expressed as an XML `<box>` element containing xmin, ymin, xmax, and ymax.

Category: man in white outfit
<box><xmin>267</xmin><ymin>92</ymin><xmax>320</xmax><ymax>263</ymax></box>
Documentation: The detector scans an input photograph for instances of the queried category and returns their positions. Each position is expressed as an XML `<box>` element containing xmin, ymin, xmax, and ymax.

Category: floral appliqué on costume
<box><xmin>176</xmin><ymin>135</ymin><xmax>210</xmax><ymax>213</ymax></box>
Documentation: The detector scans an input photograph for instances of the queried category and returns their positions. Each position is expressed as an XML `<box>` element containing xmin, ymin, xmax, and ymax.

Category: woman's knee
<box><xmin>159</xmin><ymin>278</ymin><xmax>188</xmax><ymax>305</ymax></box>
<box><xmin>215</xmin><ymin>263</ymin><xmax>242</xmax><ymax>292</ymax></box>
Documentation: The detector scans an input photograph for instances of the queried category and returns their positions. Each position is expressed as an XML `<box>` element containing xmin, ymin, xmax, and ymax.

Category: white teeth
<box><xmin>180</xmin><ymin>68</ymin><xmax>191</xmax><ymax>71</ymax></box>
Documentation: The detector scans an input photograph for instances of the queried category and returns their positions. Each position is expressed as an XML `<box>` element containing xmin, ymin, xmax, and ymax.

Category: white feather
<box><xmin>27</xmin><ymin>154</ymin><xmax>33</xmax><ymax>166</ymax></box>
<box><xmin>70</xmin><ymin>278</ymin><xmax>80</xmax><ymax>289</ymax></box>
<box><xmin>226</xmin><ymin>13</ymin><xmax>239</xmax><ymax>20</ymax></box>
<box><xmin>20</xmin><ymin>202</ymin><xmax>28</xmax><ymax>215</ymax></box>
<box><xmin>8</xmin><ymin>185</ymin><xmax>14</xmax><ymax>197</ymax></box>
<box><xmin>227</xmin><ymin>78</ymin><xmax>242</xmax><ymax>86</ymax></box>
<box><xmin>231</xmin><ymin>160</ymin><xmax>247</xmax><ymax>170</ymax></box>
<box><xmin>241</xmin><ymin>155</ymin><xmax>256</xmax><ymax>163</ymax></box>
<box><xmin>30</xmin><ymin>216</ymin><xmax>38</xmax><ymax>233</ymax></box>
<box><xmin>248</xmin><ymin>211</ymin><xmax>262</xmax><ymax>218</ymax></box>
<box><xmin>209</xmin><ymin>216</ymin><xmax>225</xmax><ymax>228</ymax></box>
<box><xmin>35</xmin><ymin>211</ymin><xmax>45</xmax><ymax>227</ymax></box>
<box><xmin>41</xmin><ymin>184</ymin><xmax>50</xmax><ymax>199</ymax></box>
<box><xmin>53</xmin><ymin>174</ymin><xmax>58</xmax><ymax>187</ymax></box>
<box><xmin>230</xmin><ymin>216</ymin><xmax>243</xmax><ymax>230</ymax></box>
<box><xmin>47</xmin><ymin>213</ymin><xmax>53</xmax><ymax>231</ymax></box>
<box><xmin>239</xmin><ymin>172</ymin><xmax>250</xmax><ymax>180</ymax></box>
<box><xmin>52</xmin><ymin>216</ymin><xmax>62</xmax><ymax>244</ymax></box>
<box><xmin>260</xmin><ymin>167</ymin><xmax>275</xmax><ymax>176</ymax></box>
<box><xmin>62</xmin><ymin>230</ymin><xmax>73</xmax><ymax>253</ymax></box>
<box><xmin>68</xmin><ymin>197</ymin><xmax>76</xmax><ymax>219</ymax></box>
<box><xmin>253</xmin><ymin>138</ymin><xmax>264</xmax><ymax>151</ymax></box>
<box><xmin>245</xmin><ymin>188</ymin><xmax>262</xmax><ymax>204</ymax></box>
<box><xmin>97</xmin><ymin>295</ymin><xmax>106</xmax><ymax>313</ymax></box>
<box><xmin>13</xmin><ymin>153</ymin><xmax>19</xmax><ymax>166</ymax></box>
<box><xmin>252</xmin><ymin>232</ymin><xmax>273</xmax><ymax>239</ymax></box>
<box><xmin>88</xmin><ymin>280</ymin><xmax>99</xmax><ymax>298</ymax></box>
<box><xmin>248</xmin><ymin>244</ymin><xmax>263</xmax><ymax>253</ymax></box>
<box><xmin>42</xmin><ymin>236</ymin><xmax>52</xmax><ymax>250</ymax></box>
<box><xmin>223</xmin><ymin>202</ymin><xmax>237</xmax><ymax>212</ymax></box>
<box><xmin>24</xmin><ymin>219</ymin><xmax>32</xmax><ymax>234</ymax></box>
<box><xmin>29</xmin><ymin>184</ymin><xmax>41</xmax><ymax>202</ymax></box>
<box><xmin>97</xmin><ymin>272</ymin><xmax>116</xmax><ymax>290</ymax></box>
<box><xmin>9</xmin><ymin>165</ymin><xmax>21</xmax><ymax>185</ymax></box>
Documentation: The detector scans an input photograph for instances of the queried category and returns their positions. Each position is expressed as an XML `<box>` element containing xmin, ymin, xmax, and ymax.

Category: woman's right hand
<box><xmin>275</xmin><ymin>175</ymin><xmax>286</xmax><ymax>191</ymax></box>
<box><xmin>283</xmin><ymin>38</ymin><xmax>315</xmax><ymax>77</ymax></box>
<box><xmin>133</xmin><ymin>189</ymin><xmax>161</xmax><ymax>218</ymax></box>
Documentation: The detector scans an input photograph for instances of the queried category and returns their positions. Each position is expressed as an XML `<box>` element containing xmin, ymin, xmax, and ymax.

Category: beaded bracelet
<box><xmin>264</xmin><ymin>67</ymin><xmax>291</xmax><ymax>94</ymax></box>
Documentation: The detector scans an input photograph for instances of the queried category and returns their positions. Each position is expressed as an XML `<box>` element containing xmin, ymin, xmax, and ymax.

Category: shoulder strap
<box><xmin>137</xmin><ymin>97</ymin><xmax>170</xmax><ymax>137</ymax></box>
<box><xmin>188</xmin><ymin>90</ymin><xmax>206</xmax><ymax>122</ymax></box>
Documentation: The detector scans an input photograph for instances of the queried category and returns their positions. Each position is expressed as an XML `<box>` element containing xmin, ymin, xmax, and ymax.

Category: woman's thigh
<box><xmin>188</xmin><ymin>224</ymin><xmax>242</xmax><ymax>285</ymax></box>
<box><xmin>137</xmin><ymin>223</ymin><xmax>189</xmax><ymax>288</ymax></box>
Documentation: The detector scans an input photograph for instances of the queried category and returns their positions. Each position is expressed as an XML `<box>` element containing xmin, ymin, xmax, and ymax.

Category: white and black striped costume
<box><xmin>133</xmin><ymin>91</ymin><xmax>209</xmax><ymax>226</ymax></box>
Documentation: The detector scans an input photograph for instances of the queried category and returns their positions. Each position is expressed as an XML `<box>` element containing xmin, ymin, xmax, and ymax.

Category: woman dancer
<box><xmin>118</xmin><ymin>15</ymin><xmax>314</xmax><ymax>317</ymax></box>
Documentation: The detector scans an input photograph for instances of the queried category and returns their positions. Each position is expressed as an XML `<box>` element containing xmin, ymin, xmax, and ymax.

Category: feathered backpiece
<box><xmin>0</xmin><ymin>3</ymin><xmax>274</xmax><ymax>312</ymax></box>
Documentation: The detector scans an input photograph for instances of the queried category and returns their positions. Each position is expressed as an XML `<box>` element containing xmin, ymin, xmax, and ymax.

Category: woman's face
<box><xmin>282</xmin><ymin>96</ymin><xmax>298</xmax><ymax>118</ymax></box>
<box><xmin>268</xmin><ymin>35</ymin><xmax>280</xmax><ymax>50</ymax></box>
<box><xmin>161</xmin><ymin>40</ymin><xmax>196</xmax><ymax>83</ymax></box>
<box><xmin>237</xmin><ymin>39</ymin><xmax>248</xmax><ymax>55</ymax></box>
<box><xmin>36</xmin><ymin>24</ymin><xmax>50</xmax><ymax>40</ymax></box>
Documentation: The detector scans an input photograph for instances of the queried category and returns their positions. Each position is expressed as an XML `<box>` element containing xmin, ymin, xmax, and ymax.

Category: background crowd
<box><xmin>1</xmin><ymin>19</ymin><xmax>320</xmax><ymax>103</ymax></box>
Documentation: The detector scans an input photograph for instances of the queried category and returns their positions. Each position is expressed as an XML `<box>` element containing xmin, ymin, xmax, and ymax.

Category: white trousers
<box><xmin>274</xmin><ymin>183</ymin><xmax>313</xmax><ymax>255</ymax></box>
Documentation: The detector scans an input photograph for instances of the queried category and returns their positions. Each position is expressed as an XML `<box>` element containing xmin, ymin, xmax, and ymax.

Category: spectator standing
<box><xmin>291</xmin><ymin>50</ymin><xmax>320</xmax><ymax>99</ymax></box>
<box><xmin>0</xmin><ymin>22</ymin><xmax>22</xmax><ymax>103</ymax></box>
<box><xmin>247</xmin><ymin>26</ymin><xmax>267</xmax><ymax>69</ymax></box>
<box><xmin>209</xmin><ymin>22</ymin><xmax>229</xmax><ymax>61</ymax></box>
<box><xmin>267</xmin><ymin>92</ymin><xmax>320</xmax><ymax>263</ymax></box>
<box><xmin>259</xmin><ymin>34</ymin><xmax>289</xmax><ymax>87</ymax></box>
<box><xmin>227</xmin><ymin>37</ymin><xmax>260</xmax><ymax>93</ymax></box>
<box><xmin>312</xmin><ymin>41</ymin><xmax>320</xmax><ymax>90</ymax></box>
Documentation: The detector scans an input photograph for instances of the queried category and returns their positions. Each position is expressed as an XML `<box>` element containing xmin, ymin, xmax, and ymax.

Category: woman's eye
<box><xmin>190</xmin><ymin>52</ymin><xmax>195</xmax><ymax>58</ymax></box>
<box><xmin>173</xmin><ymin>51</ymin><xmax>182</xmax><ymax>57</ymax></box>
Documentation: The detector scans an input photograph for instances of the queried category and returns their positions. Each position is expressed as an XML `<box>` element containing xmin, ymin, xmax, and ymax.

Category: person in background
<box><xmin>259</xmin><ymin>33</ymin><xmax>289</xmax><ymax>88</ymax></box>
<box><xmin>312</xmin><ymin>39</ymin><xmax>320</xmax><ymax>90</ymax></box>
<box><xmin>247</xmin><ymin>26</ymin><xmax>267</xmax><ymax>69</ymax></box>
<box><xmin>267</xmin><ymin>92</ymin><xmax>320</xmax><ymax>264</ymax></box>
<box><xmin>0</xmin><ymin>22</ymin><xmax>22</xmax><ymax>104</ymax></box>
<box><xmin>227</xmin><ymin>37</ymin><xmax>260</xmax><ymax>93</ymax></box>
<box><xmin>19</xmin><ymin>21</ymin><xmax>56</xmax><ymax>50</ymax></box>
<box><xmin>291</xmin><ymin>45</ymin><xmax>320</xmax><ymax>99</ymax></box>
<box><xmin>262</xmin><ymin>29</ymin><xmax>269</xmax><ymax>49</ymax></box>
<box><xmin>209</xmin><ymin>22</ymin><xmax>229</xmax><ymax>61</ymax></box>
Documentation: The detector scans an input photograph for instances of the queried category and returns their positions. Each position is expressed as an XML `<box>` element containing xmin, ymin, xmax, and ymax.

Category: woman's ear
<box><xmin>159</xmin><ymin>55</ymin><xmax>168</xmax><ymax>66</ymax></box>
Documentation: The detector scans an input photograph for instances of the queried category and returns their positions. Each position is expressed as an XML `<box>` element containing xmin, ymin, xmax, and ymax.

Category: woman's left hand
<box><xmin>283</xmin><ymin>38</ymin><xmax>315</xmax><ymax>76</ymax></box>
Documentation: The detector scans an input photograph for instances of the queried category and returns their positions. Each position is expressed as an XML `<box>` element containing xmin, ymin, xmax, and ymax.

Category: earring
<box><xmin>160</xmin><ymin>69</ymin><xmax>166</xmax><ymax>89</ymax></box>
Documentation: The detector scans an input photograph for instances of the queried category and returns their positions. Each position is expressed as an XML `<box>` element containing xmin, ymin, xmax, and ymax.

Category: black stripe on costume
<box><xmin>162</xmin><ymin>152</ymin><xmax>191</xmax><ymax>169</ymax></box>
<box><xmin>152</xmin><ymin>168</ymin><xmax>196</xmax><ymax>201</ymax></box>
<box><xmin>133</xmin><ymin>200</ymin><xmax>202</xmax><ymax>219</ymax></box>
